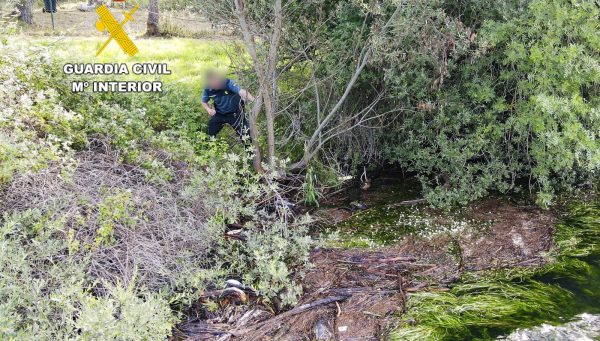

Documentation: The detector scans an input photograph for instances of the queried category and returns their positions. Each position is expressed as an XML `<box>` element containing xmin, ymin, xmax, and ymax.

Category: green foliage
<box><xmin>0</xmin><ymin>209</ymin><xmax>176</xmax><ymax>340</ymax></box>
<box><xmin>391</xmin><ymin>281</ymin><xmax>573</xmax><ymax>340</ymax></box>
<box><xmin>96</xmin><ymin>190</ymin><xmax>135</xmax><ymax>246</ymax></box>
<box><xmin>185</xmin><ymin>154</ymin><xmax>315</xmax><ymax>307</ymax></box>
<box><xmin>1</xmin><ymin>35</ymin><xmax>313</xmax><ymax>338</ymax></box>
<box><xmin>184</xmin><ymin>151</ymin><xmax>262</xmax><ymax>223</ymax></box>
<box><xmin>76</xmin><ymin>280</ymin><xmax>175</xmax><ymax>341</ymax></box>
<box><xmin>202</xmin><ymin>0</ymin><xmax>598</xmax><ymax>208</ymax></box>
<box><xmin>0</xmin><ymin>47</ymin><xmax>80</xmax><ymax>184</ymax></box>
<box><xmin>218</xmin><ymin>216</ymin><xmax>313</xmax><ymax>307</ymax></box>
<box><xmin>0</xmin><ymin>210</ymin><xmax>84</xmax><ymax>339</ymax></box>
<box><xmin>377</xmin><ymin>0</ymin><xmax>600</xmax><ymax>207</ymax></box>
<box><xmin>302</xmin><ymin>166</ymin><xmax>322</xmax><ymax>207</ymax></box>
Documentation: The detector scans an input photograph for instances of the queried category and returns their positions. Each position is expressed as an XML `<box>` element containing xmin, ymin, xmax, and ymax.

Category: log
<box><xmin>229</xmin><ymin>295</ymin><xmax>350</xmax><ymax>336</ymax></box>
<box><xmin>389</xmin><ymin>198</ymin><xmax>427</xmax><ymax>207</ymax></box>
<box><xmin>324</xmin><ymin>287</ymin><xmax>400</xmax><ymax>296</ymax></box>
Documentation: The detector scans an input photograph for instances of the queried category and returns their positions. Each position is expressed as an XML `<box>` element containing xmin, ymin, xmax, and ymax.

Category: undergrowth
<box><xmin>0</xmin><ymin>34</ymin><xmax>313</xmax><ymax>339</ymax></box>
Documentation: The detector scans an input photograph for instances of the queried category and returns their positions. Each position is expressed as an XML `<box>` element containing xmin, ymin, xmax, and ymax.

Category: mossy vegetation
<box><xmin>393</xmin><ymin>282</ymin><xmax>573</xmax><ymax>340</ymax></box>
<box><xmin>329</xmin><ymin>205</ymin><xmax>421</xmax><ymax>247</ymax></box>
<box><xmin>321</xmin><ymin>176</ymin><xmax>600</xmax><ymax>339</ymax></box>
<box><xmin>391</xmin><ymin>200</ymin><xmax>600</xmax><ymax>340</ymax></box>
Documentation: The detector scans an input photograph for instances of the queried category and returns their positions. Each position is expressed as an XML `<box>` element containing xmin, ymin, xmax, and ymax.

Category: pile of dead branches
<box><xmin>0</xmin><ymin>147</ymin><xmax>216</xmax><ymax>291</ymax></box>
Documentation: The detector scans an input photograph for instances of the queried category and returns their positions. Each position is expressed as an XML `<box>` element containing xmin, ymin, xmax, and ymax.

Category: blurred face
<box><xmin>207</xmin><ymin>73</ymin><xmax>225</xmax><ymax>89</ymax></box>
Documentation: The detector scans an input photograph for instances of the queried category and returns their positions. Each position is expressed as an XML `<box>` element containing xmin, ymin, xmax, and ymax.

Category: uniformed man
<box><xmin>201</xmin><ymin>71</ymin><xmax>255</xmax><ymax>138</ymax></box>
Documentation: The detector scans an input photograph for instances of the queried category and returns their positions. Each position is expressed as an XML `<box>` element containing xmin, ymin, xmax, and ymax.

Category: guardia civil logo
<box><xmin>95</xmin><ymin>0</ymin><xmax>140</xmax><ymax>57</ymax></box>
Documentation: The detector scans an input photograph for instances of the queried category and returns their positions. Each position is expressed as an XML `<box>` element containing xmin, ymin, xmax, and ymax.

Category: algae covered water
<box><xmin>323</xmin><ymin>175</ymin><xmax>600</xmax><ymax>340</ymax></box>
<box><xmin>392</xmin><ymin>200</ymin><xmax>600</xmax><ymax>340</ymax></box>
<box><xmin>496</xmin><ymin>202</ymin><xmax>600</xmax><ymax>340</ymax></box>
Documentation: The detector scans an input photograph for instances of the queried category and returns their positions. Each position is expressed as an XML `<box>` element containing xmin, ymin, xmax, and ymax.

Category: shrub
<box><xmin>76</xmin><ymin>280</ymin><xmax>175</xmax><ymax>341</ymax></box>
<box><xmin>0</xmin><ymin>46</ymin><xmax>80</xmax><ymax>185</ymax></box>
<box><xmin>0</xmin><ymin>209</ymin><xmax>177</xmax><ymax>340</ymax></box>
<box><xmin>377</xmin><ymin>0</ymin><xmax>600</xmax><ymax>207</ymax></box>
<box><xmin>184</xmin><ymin>155</ymin><xmax>315</xmax><ymax>307</ymax></box>
<box><xmin>216</xmin><ymin>214</ymin><xmax>313</xmax><ymax>307</ymax></box>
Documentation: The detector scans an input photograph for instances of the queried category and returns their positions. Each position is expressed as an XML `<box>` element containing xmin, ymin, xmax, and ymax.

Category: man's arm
<box><xmin>201</xmin><ymin>89</ymin><xmax>216</xmax><ymax>116</ymax></box>
<box><xmin>202</xmin><ymin>101</ymin><xmax>216</xmax><ymax>116</ymax></box>
<box><xmin>239</xmin><ymin>89</ymin><xmax>255</xmax><ymax>102</ymax></box>
<box><xmin>227</xmin><ymin>79</ymin><xmax>255</xmax><ymax>102</ymax></box>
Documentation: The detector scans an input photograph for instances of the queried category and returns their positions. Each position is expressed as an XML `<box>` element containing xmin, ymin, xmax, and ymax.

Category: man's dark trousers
<box><xmin>207</xmin><ymin>111</ymin><xmax>250</xmax><ymax>138</ymax></box>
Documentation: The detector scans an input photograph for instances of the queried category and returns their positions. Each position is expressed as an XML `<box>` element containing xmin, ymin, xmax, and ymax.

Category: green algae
<box><xmin>327</xmin><ymin>204</ymin><xmax>485</xmax><ymax>248</ymax></box>
<box><xmin>323</xmin><ymin>177</ymin><xmax>425</xmax><ymax>247</ymax></box>
<box><xmin>324</xmin><ymin>176</ymin><xmax>493</xmax><ymax>248</ymax></box>
<box><xmin>392</xmin><ymin>281</ymin><xmax>573</xmax><ymax>341</ymax></box>
<box><xmin>391</xmin><ymin>200</ymin><xmax>600</xmax><ymax>340</ymax></box>
<box><xmin>321</xmin><ymin>176</ymin><xmax>600</xmax><ymax>340</ymax></box>
<box><xmin>329</xmin><ymin>205</ymin><xmax>422</xmax><ymax>247</ymax></box>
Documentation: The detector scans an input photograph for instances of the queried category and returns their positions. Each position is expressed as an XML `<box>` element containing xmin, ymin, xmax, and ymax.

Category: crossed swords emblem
<box><xmin>95</xmin><ymin>0</ymin><xmax>140</xmax><ymax>57</ymax></box>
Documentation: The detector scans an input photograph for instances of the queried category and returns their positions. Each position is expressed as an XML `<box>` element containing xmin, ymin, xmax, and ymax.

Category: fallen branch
<box><xmin>229</xmin><ymin>295</ymin><xmax>350</xmax><ymax>336</ymax></box>
<box><xmin>397</xmin><ymin>272</ymin><xmax>407</xmax><ymax>313</ymax></box>
<box><xmin>404</xmin><ymin>283</ymin><xmax>428</xmax><ymax>292</ymax></box>
<box><xmin>380</xmin><ymin>256</ymin><xmax>417</xmax><ymax>262</ymax></box>
<box><xmin>338</xmin><ymin>256</ymin><xmax>417</xmax><ymax>266</ymax></box>
<box><xmin>362</xmin><ymin>310</ymin><xmax>382</xmax><ymax>318</ymax></box>
<box><xmin>389</xmin><ymin>198</ymin><xmax>427</xmax><ymax>207</ymax></box>
<box><xmin>180</xmin><ymin>322</ymin><xmax>229</xmax><ymax>338</ymax></box>
<box><xmin>324</xmin><ymin>287</ymin><xmax>399</xmax><ymax>296</ymax></box>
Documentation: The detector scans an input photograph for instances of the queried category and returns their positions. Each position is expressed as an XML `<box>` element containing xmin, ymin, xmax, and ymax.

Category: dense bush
<box><xmin>0</xmin><ymin>209</ymin><xmax>175</xmax><ymax>340</ymax></box>
<box><xmin>248</xmin><ymin>0</ymin><xmax>600</xmax><ymax>207</ymax></box>
<box><xmin>0</xmin><ymin>48</ymin><xmax>80</xmax><ymax>184</ymax></box>
<box><xmin>201</xmin><ymin>0</ymin><xmax>598</xmax><ymax>207</ymax></box>
<box><xmin>378</xmin><ymin>0</ymin><xmax>600</xmax><ymax>207</ymax></box>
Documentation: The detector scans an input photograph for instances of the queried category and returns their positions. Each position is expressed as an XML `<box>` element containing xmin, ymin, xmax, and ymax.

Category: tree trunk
<box><xmin>17</xmin><ymin>0</ymin><xmax>34</xmax><ymax>25</ymax></box>
<box><xmin>247</xmin><ymin>94</ymin><xmax>265</xmax><ymax>173</ymax></box>
<box><xmin>233</xmin><ymin>0</ymin><xmax>267</xmax><ymax>172</ymax></box>
<box><xmin>146</xmin><ymin>0</ymin><xmax>159</xmax><ymax>36</ymax></box>
<box><xmin>263</xmin><ymin>0</ymin><xmax>282</xmax><ymax>167</ymax></box>
<box><xmin>234</xmin><ymin>0</ymin><xmax>281</xmax><ymax>168</ymax></box>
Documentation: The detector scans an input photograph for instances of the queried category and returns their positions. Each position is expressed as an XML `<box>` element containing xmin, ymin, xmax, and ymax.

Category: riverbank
<box><xmin>178</xmin><ymin>174</ymin><xmax>599</xmax><ymax>340</ymax></box>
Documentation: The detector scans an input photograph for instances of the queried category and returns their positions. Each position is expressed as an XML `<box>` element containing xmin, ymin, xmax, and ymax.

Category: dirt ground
<box><xmin>459</xmin><ymin>200</ymin><xmax>555</xmax><ymax>271</ymax></box>
<box><xmin>22</xmin><ymin>4</ymin><xmax>217</xmax><ymax>37</ymax></box>
<box><xmin>178</xmin><ymin>187</ymin><xmax>557</xmax><ymax>341</ymax></box>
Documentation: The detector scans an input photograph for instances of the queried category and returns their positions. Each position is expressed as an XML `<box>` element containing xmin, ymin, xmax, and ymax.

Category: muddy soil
<box><xmin>179</xmin><ymin>176</ymin><xmax>557</xmax><ymax>341</ymax></box>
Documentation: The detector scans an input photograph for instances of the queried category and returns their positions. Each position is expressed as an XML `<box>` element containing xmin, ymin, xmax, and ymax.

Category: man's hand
<box><xmin>202</xmin><ymin>101</ymin><xmax>216</xmax><ymax>116</ymax></box>
<box><xmin>240</xmin><ymin>89</ymin><xmax>255</xmax><ymax>102</ymax></box>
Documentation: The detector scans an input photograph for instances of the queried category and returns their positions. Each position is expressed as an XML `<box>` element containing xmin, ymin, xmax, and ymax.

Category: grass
<box><xmin>36</xmin><ymin>36</ymin><xmax>233</xmax><ymax>89</ymax></box>
<box><xmin>19</xmin><ymin>36</ymin><xmax>244</xmax><ymax>139</ymax></box>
